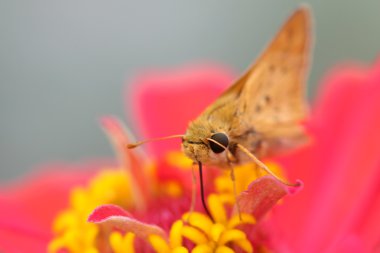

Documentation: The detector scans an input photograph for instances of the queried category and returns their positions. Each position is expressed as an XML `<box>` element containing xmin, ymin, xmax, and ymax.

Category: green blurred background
<box><xmin>1</xmin><ymin>0</ymin><xmax>379</xmax><ymax>181</ymax></box>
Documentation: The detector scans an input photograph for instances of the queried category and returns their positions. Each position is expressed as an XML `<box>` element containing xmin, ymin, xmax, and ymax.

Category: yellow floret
<box><xmin>49</xmin><ymin>168</ymin><xmax>135</xmax><ymax>253</ymax></box>
<box><xmin>109</xmin><ymin>232</ymin><xmax>135</xmax><ymax>253</ymax></box>
<box><xmin>166</xmin><ymin>151</ymin><xmax>193</xmax><ymax>170</ymax></box>
<box><xmin>180</xmin><ymin>194</ymin><xmax>255</xmax><ymax>253</ymax></box>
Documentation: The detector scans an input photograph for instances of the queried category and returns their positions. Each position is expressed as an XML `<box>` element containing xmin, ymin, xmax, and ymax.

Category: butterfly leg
<box><xmin>229</xmin><ymin>164</ymin><xmax>242</xmax><ymax>221</ymax></box>
<box><xmin>187</xmin><ymin>163</ymin><xmax>197</xmax><ymax>223</ymax></box>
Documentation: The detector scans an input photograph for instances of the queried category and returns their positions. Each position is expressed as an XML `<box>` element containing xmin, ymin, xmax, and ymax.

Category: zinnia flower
<box><xmin>1</xmin><ymin>60</ymin><xmax>380</xmax><ymax>253</ymax></box>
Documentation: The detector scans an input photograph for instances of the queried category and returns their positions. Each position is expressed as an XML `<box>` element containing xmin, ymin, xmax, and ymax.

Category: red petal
<box><xmin>325</xmin><ymin>234</ymin><xmax>364</xmax><ymax>253</ymax></box>
<box><xmin>0</xmin><ymin>229</ymin><xmax>49</xmax><ymax>253</ymax></box>
<box><xmin>88</xmin><ymin>204</ymin><xmax>133</xmax><ymax>222</ymax></box>
<box><xmin>0</xmin><ymin>164</ymin><xmax>100</xmax><ymax>253</ymax></box>
<box><xmin>88</xmin><ymin>204</ymin><xmax>167</xmax><ymax>239</ymax></box>
<box><xmin>233</xmin><ymin>176</ymin><xmax>294</xmax><ymax>220</ymax></box>
<box><xmin>126</xmin><ymin>64</ymin><xmax>234</xmax><ymax>157</ymax></box>
<box><xmin>273</xmin><ymin>59</ymin><xmax>380</xmax><ymax>252</ymax></box>
<box><xmin>100</xmin><ymin>116</ymin><xmax>145</xmax><ymax>170</ymax></box>
<box><xmin>100</xmin><ymin>116</ymin><xmax>152</xmax><ymax>204</ymax></box>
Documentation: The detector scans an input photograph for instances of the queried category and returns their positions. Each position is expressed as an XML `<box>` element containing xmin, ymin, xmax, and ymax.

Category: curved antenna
<box><xmin>127</xmin><ymin>134</ymin><xmax>184</xmax><ymax>149</ymax></box>
<box><xmin>206</xmin><ymin>137</ymin><xmax>300</xmax><ymax>187</ymax></box>
<box><xmin>206</xmin><ymin>137</ymin><xmax>235</xmax><ymax>161</ymax></box>
<box><xmin>206</xmin><ymin>137</ymin><xmax>228</xmax><ymax>149</ymax></box>
<box><xmin>236</xmin><ymin>144</ymin><xmax>301</xmax><ymax>187</ymax></box>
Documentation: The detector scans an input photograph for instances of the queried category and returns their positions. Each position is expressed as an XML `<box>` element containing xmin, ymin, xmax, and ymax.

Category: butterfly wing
<box><xmin>203</xmin><ymin>7</ymin><xmax>312</xmax><ymax>153</ymax></box>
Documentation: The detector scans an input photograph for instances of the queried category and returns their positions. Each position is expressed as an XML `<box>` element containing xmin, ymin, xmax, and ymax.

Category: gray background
<box><xmin>1</xmin><ymin>0</ymin><xmax>379</xmax><ymax>181</ymax></box>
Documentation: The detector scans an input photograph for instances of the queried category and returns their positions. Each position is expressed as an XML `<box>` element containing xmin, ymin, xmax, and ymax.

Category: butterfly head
<box><xmin>182</xmin><ymin>122</ymin><xmax>230</xmax><ymax>166</ymax></box>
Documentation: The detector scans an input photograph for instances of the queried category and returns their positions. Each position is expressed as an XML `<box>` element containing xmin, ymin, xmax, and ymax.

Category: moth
<box><xmin>129</xmin><ymin>7</ymin><xmax>312</xmax><ymax>218</ymax></box>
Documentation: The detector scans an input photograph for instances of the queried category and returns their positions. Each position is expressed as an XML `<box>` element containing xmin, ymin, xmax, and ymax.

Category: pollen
<box><xmin>48</xmin><ymin>168</ymin><xmax>135</xmax><ymax>253</ymax></box>
<box><xmin>166</xmin><ymin>151</ymin><xmax>194</xmax><ymax>170</ymax></box>
<box><xmin>181</xmin><ymin>194</ymin><xmax>256</xmax><ymax>253</ymax></box>
<box><xmin>162</xmin><ymin>181</ymin><xmax>183</xmax><ymax>197</ymax></box>
<box><xmin>110</xmin><ymin>232</ymin><xmax>135</xmax><ymax>253</ymax></box>
<box><xmin>49</xmin><ymin>154</ymin><xmax>279</xmax><ymax>252</ymax></box>
<box><xmin>148</xmin><ymin>220</ymin><xmax>190</xmax><ymax>253</ymax></box>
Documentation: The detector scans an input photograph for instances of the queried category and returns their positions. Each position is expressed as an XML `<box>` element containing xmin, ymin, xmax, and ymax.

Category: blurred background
<box><xmin>1</xmin><ymin>0</ymin><xmax>379</xmax><ymax>181</ymax></box>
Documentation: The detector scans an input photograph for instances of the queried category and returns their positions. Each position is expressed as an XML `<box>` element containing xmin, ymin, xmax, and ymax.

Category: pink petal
<box><xmin>100</xmin><ymin>116</ymin><xmax>152</xmax><ymax>204</ymax></box>
<box><xmin>233</xmin><ymin>176</ymin><xmax>297</xmax><ymax>220</ymax></box>
<box><xmin>300</xmin><ymin>61</ymin><xmax>380</xmax><ymax>251</ymax></box>
<box><xmin>0</xmin><ymin>164</ymin><xmax>101</xmax><ymax>253</ymax></box>
<box><xmin>100</xmin><ymin>116</ymin><xmax>145</xmax><ymax>170</ymax></box>
<box><xmin>88</xmin><ymin>204</ymin><xmax>133</xmax><ymax>221</ymax></box>
<box><xmin>126</xmin><ymin>64</ymin><xmax>234</xmax><ymax>157</ymax></box>
<box><xmin>88</xmin><ymin>204</ymin><xmax>167</xmax><ymax>239</ymax></box>
<box><xmin>0</xmin><ymin>229</ymin><xmax>49</xmax><ymax>253</ymax></box>
<box><xmin>325</xmin><ymin>234</ymin><xmax>365</xmax><ymax>253</ymax></box>
<box><xmin>273</xmin><ymin>59</ymin><xmax>380</xmax><ymax>252</ymax></box>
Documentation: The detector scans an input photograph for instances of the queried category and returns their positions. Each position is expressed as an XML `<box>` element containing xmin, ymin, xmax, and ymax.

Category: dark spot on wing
<box><xmin>255</xmin><ymin>105</ymin><xmax>261</xmax><ymax>113</ymax></box>
<box><xmin>264</xmin><ymin>95</ymin><xmax>271</xmax><ymax>104</ymax></box>
<box><xmin>269</xmin><ymin>64</ymin><xmax>276</xmax><ymax>72</ymax></box>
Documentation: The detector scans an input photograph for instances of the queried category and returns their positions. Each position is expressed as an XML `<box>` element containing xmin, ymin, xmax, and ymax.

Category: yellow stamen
<box><xmin>50</xmin><ymin>151</ymin><xmax>279</xmax><ymax>252</ymax></box>
<box><xmin>182</xmin><ymin>226</ymin><xmax>209</xmax><ymax>245</ymax></box>
<box><xmin>218</xmin><ymin>229</ymin><xmax>246</xmax><ymax>245</ymax></box>
<box><xmin>210</xmin><ymin>223</ymin><xmax>225</xmax><ymax>242</ymax></box>
<box><xmin>217</xmin><ymin>193</ymin><xmax>235</xmax><ymax>206</ymax></box>
<box><xmin>149</xmin><ymin>234</ymin><xmax>171</xmax><ymax>253</ymax></box>
<box><xmin>164</xmin><ymin>181</ymin><xmax>183</xmax><ymax>197</ymax></box>
<box><xmin>109</xmin><ymin>232</ymin><xmax>135</xmax><ymax>253</ymax></box>
<box><xmin>166</xmin><ymin>151</ymin><xmax>193</xmax><ymax>169</ymax></box>
<box><xmin>227</xmin><ymin>213</ymin><xmax>256</xmax><ymax>229</ymax></box>
<box><xmin>172</xmin><ymin>247</ymin><xmax>189</xmax><ymax>253</ymax></box>
<box><xmin>215</xmin><ymin>246</ymin><xmax>235</xmax><ymax>253</ymax></box>
<box><xmin>208</xmin><ymin>194</ymin><xmax>227</xmax><ymax>224</ymax></box>
<box><xmin>235</xmin><ymin>239</ymin><xmax>254</xmax><ymax>253</ymax></box>
<box><xmin>170</xmin><ymin>220</ymin><xmax>184</xmax><ymax>248</ymax></box>
<box><xmin>182</xmin><ymin>212</ymin><xmax>213</xmax><ymax>234</ymax></box>
<box><xmin>191</xmin><ymin>244</ymin><xmax>213</xmax><ymax>253</ymax></box>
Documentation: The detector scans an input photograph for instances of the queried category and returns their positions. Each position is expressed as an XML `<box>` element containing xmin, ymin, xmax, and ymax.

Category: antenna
<box><xmin>206</xmin><ymin>137</ymin><xmax>300</xmax><ymax>187</ymax></box>
<box><xmin>236</xmin><ymin>144</ymin><xmax>301</xmax><ymax>187</ymax></box>
<box><xmin>127</xmin><ymin>134</ymin><xmax>184</xmax><ymax>149</ymax></box>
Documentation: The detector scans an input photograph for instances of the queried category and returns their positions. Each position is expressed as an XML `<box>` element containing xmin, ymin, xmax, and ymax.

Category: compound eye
<box><xmin>209</xmin><ymin>132</ymin><xmax>229</xmax><ymax>153</ymax></box>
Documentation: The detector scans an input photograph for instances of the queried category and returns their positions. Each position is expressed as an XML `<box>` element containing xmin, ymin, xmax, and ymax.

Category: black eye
<box><xmin>209</xmin><ymin>132</ymin><xmax>229</xmax><ymax>153</ymax></box>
